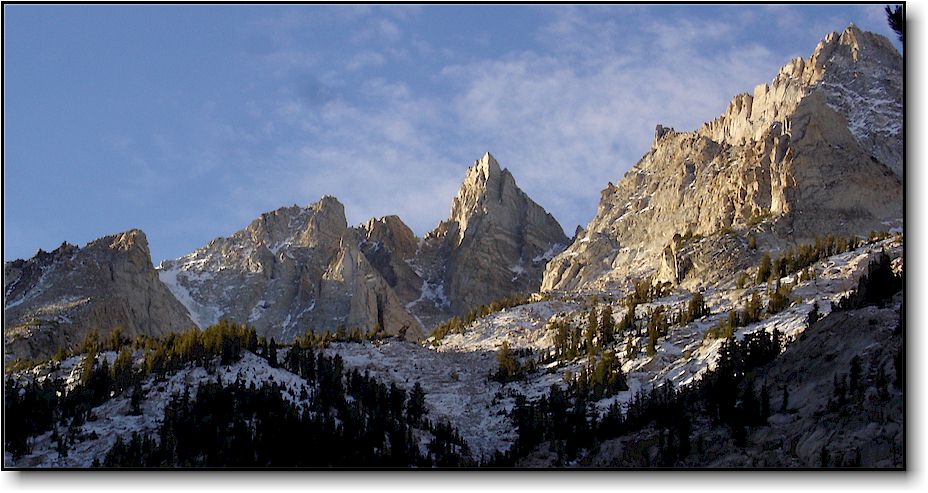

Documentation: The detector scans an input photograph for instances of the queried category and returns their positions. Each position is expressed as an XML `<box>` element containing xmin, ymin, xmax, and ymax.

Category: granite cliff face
<box><xmin>158</xmin><ymin>196</ymin><xmax>422</xmax><ymax>342</ymax></box>
<box><xmin>409</xmin><ymin>153</ymin><xmax>568</xmax><ymax>324</ymax></box>
<box><xmin>156</xmin><ymin>156</ymin><xmax>568</xmax><ymax>341</ymax></box>
<box><xmin>358</xmin><ymin>215</ymin><xmax>422</xmax><ymax>305</ymax></box>
<box><xmin>3</xmin><ymin>230</ymin><xmax>194</xmax><ymax>361</ymax></box>
<box><xmin>542</xmin><ymin>26</ymin><xmax>902</xmax><ymax>293</ymax></box>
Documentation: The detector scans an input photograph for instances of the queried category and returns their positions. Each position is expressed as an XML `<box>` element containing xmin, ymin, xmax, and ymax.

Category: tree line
<box><xmin>6</xmin><ymin>320</ymin><xmax>474</xmax><ymax>467</ymax></box>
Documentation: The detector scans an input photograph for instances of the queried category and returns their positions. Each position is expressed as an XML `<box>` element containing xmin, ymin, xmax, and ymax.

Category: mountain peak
<box><xmin>472</xmin><ymin>151</ymin><xmax>502</xmax><ymax>181</ymax></box>
<box><xmin>450</xmin><ymin>153</ymin><xmax>513</xmax><ymax>238</ymax></box>
<box><xmin>109</xmin><ymin>228</ymin><xmax>147</xmax><ymax>248</ymax></box>
<box><xmin>543</xmin><ymin>25</ymin><xmax>902</xmax><ymax>293</ymax></box>
<box><xmin>312</xmin><ymin>195</ymin><xmax>345</xmax><ymax>214</ymax></box>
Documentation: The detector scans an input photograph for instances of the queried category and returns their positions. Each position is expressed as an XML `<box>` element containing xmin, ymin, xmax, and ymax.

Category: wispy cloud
<box><xmin>345</xmin><ymin>51</ymin><xmax>387</xmax><ymax>72</ymax></box>
<box><xmin>173</xmin><ymin>5</ymin><xmax>885</xmax><ymax>254</ymax></box>
<box><xmin>436</xmin><ymin>8</ymin><xmax>784</xmax><ymax>232</ymax></box>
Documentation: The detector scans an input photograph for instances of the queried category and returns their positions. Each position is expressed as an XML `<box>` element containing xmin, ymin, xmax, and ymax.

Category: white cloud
<box><xmin>437</xmin><ymin>11</ymin><xmax>784</xmax><ymax>232</ymax></box>
<box><xmin>220</xmin><ymin>73</ymin><xmax>465</xmax><ymax>237</ymax></box>
<box><xmin>217</xmin><ymin>5</ymin><xmax>864</xmax><ymax>243</ymax></box>
<box><xmin>345</xmin><ymin>51</ymin><xmax>387</xmax><ymax>72</ymax></box>
<box><xmin>352</xmin><ymin>17</ymin><xmax>403</xmax><ymax>45</ymax></box>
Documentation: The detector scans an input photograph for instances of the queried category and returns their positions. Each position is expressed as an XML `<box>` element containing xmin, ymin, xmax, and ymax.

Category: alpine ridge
<box><xmin>4</xmin><ymin>230</ymin><xmax>195</xmax><ymax>360</ymax></box>
<box><xmin>157</xmin><ymin>196</ymin><xmax>423</xmax><ymax>342</ymax></box>
<box><xmin>155</xmin><ymin>153</ymin><xmax>567</xmax><ymax>341</ymax></box>
<box><xmin>542</xmin><ymin>25</ymin><xmax>902</xmax><ymax>294</ymax></box>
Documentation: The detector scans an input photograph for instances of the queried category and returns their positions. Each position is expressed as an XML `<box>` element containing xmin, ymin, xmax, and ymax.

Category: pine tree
<box><xmin>79</xmin><ymin>352</ymin><xmax>96</xmax><ymax>387</ymax></box>
<box><xmin>756</xmin><ymin>253</ymin><xmax>772</xmax><ymax>284</ymax></box>
<box><xmin>246</xmin><ymin>327</ymin><xmax>258</xmax><ymax>352</ymax></box>
<box><xmin>571</xmin><ymin>325</ymin><xmax>583</xmax><ymax>359</ymax></box>
<box><xmin>600</xmin><ymin>305</ymin><xmax>615</xmax><ymax>347</ymax></box>
<box><xmin>407</xmin><ymin>382</ymin><xmax>427</xmax><ymax>424</ymax></box>
<box><xmin>849</xmin><ymin>355</ymin><xmax>862</xmax><ymax>395</ymax></box>
<box><xmin>267</xmin><ymin>338</ymin><xmax>278</xmax><ymax>368</ymax></box>
<box><xmin>495</xmin><ymin>341</ymin><xmax>520</xmax><ymax>382</ymax></box>
<box><xmin>112</xmin><ymin>346</ymin><xmax>134</xmax><ymax>393</ymax></box>
<box><xmin>129</xmin><ymin>381</ymin><xmax>143</xmax><ymax>416</ymax></box>
<box><xmin>767</xmin><ymin>281</ymin><xmax>792</xmax><ymax>314</ymax></box>
<box><xmin>743</xmin><ymin>291</ymin><xmax>763</xmax><ymax>324</ymax></box>
<box><xmin>737</xmin><ymin>272</ymin><xmax>748</xmax><ymax>289</ymax></box>
<box><xmin>586</xmin><ymin>308</ymin><xmax>598</xmax><ymax>354</ymax></box>
<box><xmin>683</xmin><ymin>291</ymin><xmax>709</xmax><ymax>325</ymax></box>
<box><xmin>647</xmin><ymin>325</ymin><xmax>657</xmax><ymax>357</ymax></box>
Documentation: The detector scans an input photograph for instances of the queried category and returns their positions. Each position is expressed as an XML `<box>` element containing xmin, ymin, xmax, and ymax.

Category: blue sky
<box><xmin>2</xmin><ymin>4</ymin><xmax>903</xmax><ymax>264</ymax></box>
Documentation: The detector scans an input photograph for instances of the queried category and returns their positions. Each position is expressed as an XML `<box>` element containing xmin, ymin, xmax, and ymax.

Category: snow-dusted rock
<box><xmin>156</xmin><ymin>154</ymin><xmax>568</xmax><ymax>340</ymax></box>
<box><xmin>542</xmin><ymin>25</ymin><xmax>902</xmax><ymax>294</ymax></box>
<box><xmin>158</xmin><ymin>196</ymin><xmax>422</xmax><ymax>342</ymax></box>
<box><xmin>414</xmin><ymin>153</ymin><xmax>568</xmax><ymax>322</ymax></box>
<box><xmin>4</xmin><ymin>230</ymin><xmax>195</xmax><ymax>361</ymax></box>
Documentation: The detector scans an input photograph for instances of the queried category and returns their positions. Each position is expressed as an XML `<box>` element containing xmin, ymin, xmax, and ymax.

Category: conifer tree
<box><xmin>246</xmin><ymin>327</ymin><xmax>258</xmax><ymax>352</ymax></box>
<box><xmin>129</xmin><ymin>381</ymin><xmax>143</xmax><ymax>416</ymax></box>
<box><xmin>737</xmin><ymin>272</ymin><xmax>748</xmax><ymax>289</ymax></box>
<box><xmin>407</xmin><ymin>382</ymin><xmax>427</xmax><ymax>424</ymax></box>
<box><xmin>267</xmin><ymin>338</ymin><xmax>278</xmax><ymax>368</ymax></box>
<box><xmin>743</xmin><ymin>291</ymin><xmax>763</xmax><ymax>325</ymax></box>
<box><xmin>849</xmin><ymin>355</ymin><xmax>862</xmax><ymax>395</ymax></box>
<box><xmin>112</xmin><ymin>346</ymin><xmax>134</xmax><ymax>393</ymax></box>
<box><xmin>586</xmin><ymin>308</ymin><xmax>598</xmax><ymax>354</ymax></box>
<box><xmin>79</xmin><ymin>352</ymin><xmax>96</xmax><ymax>387</ymax></box>
<box><xmin>495</xmin><ymin>341</ymin><xmax>521</xmax><ymax>382</ymax></box>
<box><xmin>624</xmin><ymin>338</ymin><xmax>636</xmax><ymax>360</ymax></box>
<box><xmin>647</xmin><ymin>325</ymin><xmax>658</xmax><ymax>357</ymax></box>
<box><xmin>756</xmin><ymin>253</ymin><xmax>772</xmax><ymax>284</ymax></box>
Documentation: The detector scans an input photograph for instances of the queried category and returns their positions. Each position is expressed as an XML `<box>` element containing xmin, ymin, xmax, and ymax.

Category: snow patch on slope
<box><xmin>158</xmin><ymin>267</ymin><xmax>221</xmax><ymax>328</ymax></box>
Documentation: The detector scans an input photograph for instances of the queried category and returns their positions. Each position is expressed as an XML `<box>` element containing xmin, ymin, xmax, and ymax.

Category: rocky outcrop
<box><xmin>358</xmin><ymin>215</ymin><xmax>422</xmax><ymax>304</ymax></box>
<box><xmin>697</xmin><ymin>25</ymin><xmax>902</xmax><ymax>177</ymax></box>
<box><xmin>543</xmin><ymin>26</ymin><xmax>902</xmax><ymax>294</ymax></box>
<box><xmin>657</xmin><ymin>235</ymin><xmax>692</xmax><ymax>286</ymax></box>
<box><xmin>315</xmin><ymin>232</ymin><xmax>422</xmax><ymax>340</ymax></box>
<box><xmin>4</xmin><ymin>230</ymin><xmax>195</xmax><ymax>361</ymax></box>
<box><xmin>158</xmin><ymin>197</ymin><xmax>422</xmax><ymax>342</ymax></box>
<box><xmin>412</xmin><ymin>153</ymin><xmax>568</xmax><ymax>321</ymax></box>
<box><xmin>157</xmin><ymin>155</ymin><xmax>567</xmax><ymax>339</ymax></box>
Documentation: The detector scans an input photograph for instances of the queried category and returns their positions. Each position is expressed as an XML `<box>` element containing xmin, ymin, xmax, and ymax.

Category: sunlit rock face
<box><xmin>4</xmin><ymin>229</ymin><xmax>195</xmax><ymax>360</ymax></box>
<box><xmin>410</xmin><ymin>153</ymin><xmax>568</xmax><ymax>324</ymax></box>
<box><xmin>158</xmin><ymin>196</ymin><xmax>422</xmax><ymax>342</ymax></box>
<box><xmin>157</xmin><ymin>154</ymin><xmax>568</xmax><ymax>339</ymax></box>
<box><xmin>542</xmin><ymin>26</ymin><xmax>902</xmax><ymax>294</ymax></box>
